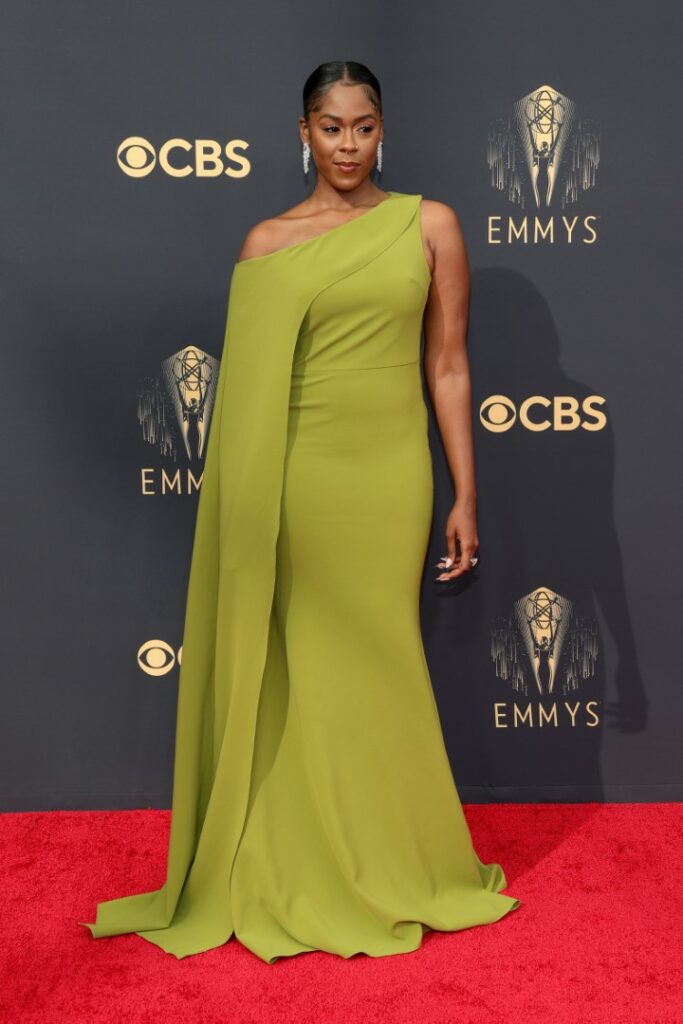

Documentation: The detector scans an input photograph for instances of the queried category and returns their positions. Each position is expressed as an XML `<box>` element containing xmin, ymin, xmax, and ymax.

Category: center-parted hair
<box><xmin>302</xmin><ymin>62</ymin><xmax>382</xmax><ymax>120</ymax></box>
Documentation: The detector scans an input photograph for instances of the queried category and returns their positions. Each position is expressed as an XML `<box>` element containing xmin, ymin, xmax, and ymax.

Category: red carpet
<box><xmin>1</xmin><ymin>803</ymin><xmax>680</xmax><ymax>1023</ymax></box>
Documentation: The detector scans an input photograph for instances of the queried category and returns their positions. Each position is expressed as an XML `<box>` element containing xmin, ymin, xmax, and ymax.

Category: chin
<box><xmin>332</xmin><ymin>174</ymin><xmax>367</xmax><ymax>187</ymax></box>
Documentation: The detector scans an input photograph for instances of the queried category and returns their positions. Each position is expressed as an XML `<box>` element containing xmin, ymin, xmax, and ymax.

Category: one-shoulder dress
<box><xmin>79</xmin><ymin>191</ymin><xmax>520</xmax><ymax>962</ymax></box>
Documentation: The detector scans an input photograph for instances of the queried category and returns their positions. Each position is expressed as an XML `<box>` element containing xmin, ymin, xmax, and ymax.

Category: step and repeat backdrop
<box><xmin>3</xmin><ymin>1</ymin><xmax>681</xmax><ymax>809</ymax></box>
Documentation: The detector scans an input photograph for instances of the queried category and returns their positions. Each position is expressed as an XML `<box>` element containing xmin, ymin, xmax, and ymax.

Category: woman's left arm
<box><xmin>421</xmin><ymin>200</ymin><xmax>479</xmax><ymax>582</ymax></box>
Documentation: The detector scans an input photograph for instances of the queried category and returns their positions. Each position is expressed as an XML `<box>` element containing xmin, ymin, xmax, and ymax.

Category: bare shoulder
<box><xmin>419</xmin><ymin>198</ymin><xmax>468</xmax><ymax>276</ymax></box>
<box><xmin>237</xmin><ymin>216</ymin><xmax>288</xmax><ymax>262</ymax></box>
<box><xmin>419</xmin><ymin>198</ymin><xmax>465</xmax><ymax>244</ymax></box>
<box><xmin>237</xmin><ymin>198</ymin><xmax>317</xmax><ymax>262</ymax></box>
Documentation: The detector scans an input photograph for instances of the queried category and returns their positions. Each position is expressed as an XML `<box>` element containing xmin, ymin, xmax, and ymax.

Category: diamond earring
<box><xmin>302</xmin><ymin>141</ymin><xmax>311</xmax><ymax>175</ymax></box>
<box><xmin>376</xmin><ymin>140</ymin><xmax>383</xmax><ymax>173</ymax></box>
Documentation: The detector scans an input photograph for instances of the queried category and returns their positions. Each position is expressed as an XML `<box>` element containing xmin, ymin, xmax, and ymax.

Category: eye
<box><xmin>322</xmin><ymin>125</ymin><xmax>374</xmax><ymax>133</ymax></box>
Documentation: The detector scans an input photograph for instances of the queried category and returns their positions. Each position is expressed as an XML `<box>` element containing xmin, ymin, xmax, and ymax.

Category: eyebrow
<box><xmin>318</xmin><ymin>112</ymin><xmax>377</xmax><ymax>122</ymax></box>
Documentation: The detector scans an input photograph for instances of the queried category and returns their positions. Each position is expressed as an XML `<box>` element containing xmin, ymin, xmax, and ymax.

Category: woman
<box><xmin>80</xmin><ymin>61</ymin><xmax>520</xmax><ymax>963</ymax></box>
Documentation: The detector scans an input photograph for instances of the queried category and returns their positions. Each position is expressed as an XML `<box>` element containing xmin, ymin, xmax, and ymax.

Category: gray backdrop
<box><xmin>3</xmin><ymin>0</ymin><xmax>681</xmax><ymax>810</ymax></box>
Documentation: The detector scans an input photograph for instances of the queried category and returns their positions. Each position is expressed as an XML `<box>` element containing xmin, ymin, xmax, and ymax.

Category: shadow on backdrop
<box><xmin>421</xmin><ymin>266</ymin><xmax>647</xmax><ymax>804</ymax></box>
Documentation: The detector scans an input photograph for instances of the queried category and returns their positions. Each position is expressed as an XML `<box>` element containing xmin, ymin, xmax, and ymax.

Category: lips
<box><xmin>336</xmin><ymin>162</ymin><xmax>359</xmax><ymax>168</ymax></box>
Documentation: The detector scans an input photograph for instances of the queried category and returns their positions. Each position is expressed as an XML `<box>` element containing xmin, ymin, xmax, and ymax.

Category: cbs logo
<box><xmin>117</xmin><ymin>136</ymin><xmax>250</xmax><ymax>178</ymax></box>
<box><xmin>480</xmin><ymin>395</ymin><xmax>607</xmax><ymax>432</ymax></box>
<box><xmin>137</xmin><ymin>639</ymin><xmax>182</xmax><ymax>676</ymax></box>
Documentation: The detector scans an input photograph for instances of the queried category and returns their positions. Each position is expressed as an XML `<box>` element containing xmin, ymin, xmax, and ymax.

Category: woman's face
<box><xmin>300</xmin><ymin>82</ymin><xmax>383</xmax><ymax>190</ymax></box>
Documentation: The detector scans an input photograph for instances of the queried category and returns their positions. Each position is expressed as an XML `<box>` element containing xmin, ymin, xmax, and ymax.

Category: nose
<box><xmin>339</xmin><ymin>131</ymin><xmax>358</xmax><ymax>153</ymax></box>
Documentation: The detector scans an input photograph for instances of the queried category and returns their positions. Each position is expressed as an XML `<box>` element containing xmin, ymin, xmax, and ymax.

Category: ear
<box><xmin>298</xmin><ymin>117</ymin><xmax>310</xmax><ymax>146</ymax></box>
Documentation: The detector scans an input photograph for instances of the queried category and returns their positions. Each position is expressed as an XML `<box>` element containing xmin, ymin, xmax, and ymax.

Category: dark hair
<box><xmin>302</xmin><ymin>62</ymin><xmax>382</xmax><ymax>121</ymax></box>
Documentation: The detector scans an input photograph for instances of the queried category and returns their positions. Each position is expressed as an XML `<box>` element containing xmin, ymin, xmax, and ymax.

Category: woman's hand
<box><xmin>435</xmin><ymin>498</ymin><xmax>479</xmax><ymax>581</ymax></box>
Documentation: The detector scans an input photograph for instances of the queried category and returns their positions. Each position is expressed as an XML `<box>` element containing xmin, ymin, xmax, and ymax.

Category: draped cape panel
<box><xmin>80</xmin><ymin>194</ymin><xmax>425</xmax><ymax>956</ymax></box>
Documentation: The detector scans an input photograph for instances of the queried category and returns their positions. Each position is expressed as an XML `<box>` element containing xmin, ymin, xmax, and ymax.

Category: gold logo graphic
<box><xmin>117</xmin><ymin>136</ymin><xmax>250</xmax><ymax>178</ymax></box>
<box><xmin>138</xmin><ymin>346</ymin><xmax>219</xmax><ymax>461</ymax></box>
<box><xmin>488</xmin><ymin>84</ymin><xmax>600</xmax><ymax>209</ymax></box>
<box><xmin>491</xmin><ymin>586</ymin><xmax>600</xmax><ymax>728</ymax></box>
<box><xmin>137</xmin><ymin>346</ymin><xmax>219</xmax><ymax>495</ymax></box>
<box><xmin>480</xmin><ymin>394</ymin><xmax>607</xmax><ymax>432</ymax></box>
<box><xmin>137</xmin><ymin>639</ymin><xmax>183</xmax><ymax>676</ymax></box>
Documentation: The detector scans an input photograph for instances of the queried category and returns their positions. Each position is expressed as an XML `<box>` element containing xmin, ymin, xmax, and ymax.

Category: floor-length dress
<box><xmin>79</xmin><ymin>191</ymin><xmax>520</xmax><ymax>962</ymax></box>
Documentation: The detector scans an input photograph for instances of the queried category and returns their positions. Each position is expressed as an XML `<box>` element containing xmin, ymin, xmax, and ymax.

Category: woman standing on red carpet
<box><xmin>80</xmin><ymin>59</ymin><xmax>520</xmax><ymax>962</ymax></box>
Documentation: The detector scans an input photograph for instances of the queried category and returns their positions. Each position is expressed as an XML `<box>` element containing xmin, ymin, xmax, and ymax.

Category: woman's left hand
<box><xmin>435</xmin><ymin>498</ymin><xmax>480</xmax><ymax>581</ymax></box>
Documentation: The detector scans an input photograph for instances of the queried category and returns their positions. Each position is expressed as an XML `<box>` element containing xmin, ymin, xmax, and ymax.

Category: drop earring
<box><xmin>376</xmin><ymin>139</ymin><xmax>383</xmax><ymax>174</ymax></box>
<box><xmin>302</xmin><ymin>141</ymin><xmax>311</xmax><ymax>175</ymax></box>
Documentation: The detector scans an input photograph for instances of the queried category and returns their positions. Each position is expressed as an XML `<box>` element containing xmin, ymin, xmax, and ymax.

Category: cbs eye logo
<box><xmin>117</xmin><ymin>136</ymin><xmax>250</xmax><ymax>178</ymax></box>
<box><xmin>137</xmin><ymin>639</ymin><xmax>183</xmax><ymax>676</ymax></box>
<box><xmin>480</xmin><ymin>394</ymin><xmax>607</xmax><ymax>432</ymax></box>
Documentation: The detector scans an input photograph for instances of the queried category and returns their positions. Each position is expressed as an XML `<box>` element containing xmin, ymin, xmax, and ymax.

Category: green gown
<box><xmin>79</xmin><ymin>191</ymin><xmax>520</xmax><ymax>962</ymax></box>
